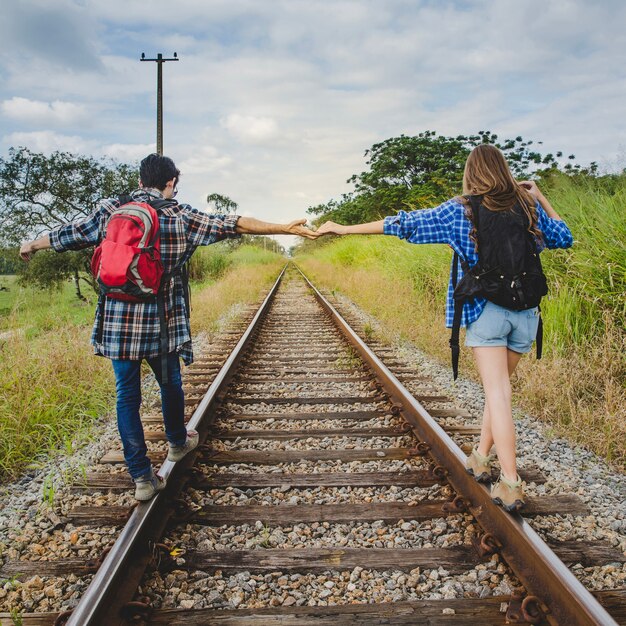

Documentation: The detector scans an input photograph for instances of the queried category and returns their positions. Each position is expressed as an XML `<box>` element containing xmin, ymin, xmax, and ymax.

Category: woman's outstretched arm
<box><xmin>317</xmin><ymin>220</ymin><xmax>384</xmax><ymax>236</ymax></box>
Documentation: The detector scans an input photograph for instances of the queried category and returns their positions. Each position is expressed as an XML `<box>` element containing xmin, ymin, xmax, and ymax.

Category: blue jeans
<box><xmin>111</xmin><ymin>353</ymin><xmax>187</xmax><ymax>480</ymax></box>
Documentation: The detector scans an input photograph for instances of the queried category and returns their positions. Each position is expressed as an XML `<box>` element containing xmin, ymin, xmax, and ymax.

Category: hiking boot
<box><xmin>491</xmin><ymin>474</ymin><xmax>526</xmax><ymax>512</ymax></box>
<box><xmin>167</xmin><ymin>429</ymin><xmax>199</xmax><ymax>463</ymax></box>
<box><xmin>134</xmin><ymin>469</ymin><xmax>166</xmax><ymax>501</ymax></box>
<box><xmin>465</xmin><ymin>448</ymin><xmax>495</xmax><ymax>483</ymax></box>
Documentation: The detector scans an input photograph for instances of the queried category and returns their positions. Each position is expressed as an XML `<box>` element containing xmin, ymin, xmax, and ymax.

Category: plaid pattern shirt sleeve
<box><xmin>180</xmin><ymin>205</ymin><xmax>241</xmax><ymax>247</ymax></box>
<box><xmin>49</xmin><ymin>201</ymin><xmax>114</xmax><ymax>251</ymax></box>
<box><xmin>383</xmin><ymin>200</ymin><xmax>457</xmax><ymax>244</ymax></box>
<box><xmin>535</xmin><ymin>202</ymin><xmax>574</xmax><ymax>249</ymax></box>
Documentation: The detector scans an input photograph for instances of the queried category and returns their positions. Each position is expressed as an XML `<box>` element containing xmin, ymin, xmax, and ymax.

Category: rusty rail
<box><xmin>65</xmin><ymin>265</ymin><xmax>288</xmax><ymax>626</ymax></box>
<box><xmin>297</xmin><ymin>265</ymin><xmax>617</xmax><ymax>626</ymax></box>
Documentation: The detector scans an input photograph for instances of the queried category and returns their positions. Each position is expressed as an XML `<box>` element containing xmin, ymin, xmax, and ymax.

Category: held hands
<box><xmin>285</xmin><ymin>218</ymin><xmax>321</xmax><ymax>239</ymax></box>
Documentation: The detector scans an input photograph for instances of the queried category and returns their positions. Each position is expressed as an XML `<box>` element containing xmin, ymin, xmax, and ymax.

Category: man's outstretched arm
<box><xmin>236</xmin><ymin>217</ymin><xmax>319</xmax><ymax>239</ymax></box>
<box><xmin>20</xmin><ymin>235</ymin><xmax>51</xmax><ymax>261</ymax></box>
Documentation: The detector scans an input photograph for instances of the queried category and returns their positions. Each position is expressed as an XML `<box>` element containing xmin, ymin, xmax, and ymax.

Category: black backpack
<box><xmin>449</xmin><ymin>194</ymin><xmax>547</xmax><ymax>379</ymax></box>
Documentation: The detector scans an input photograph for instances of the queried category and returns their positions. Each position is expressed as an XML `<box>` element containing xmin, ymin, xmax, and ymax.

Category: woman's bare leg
<box><xmin>472</xmin><ymin>347</ymin><xmax>523</xmax><ymax>482</ymax></box>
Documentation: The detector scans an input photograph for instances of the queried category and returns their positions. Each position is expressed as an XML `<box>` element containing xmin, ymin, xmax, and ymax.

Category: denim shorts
<box><xmin>465</xmin><ymin>302</ymin><xmax>540</xmax><ymax>353</ymax></box>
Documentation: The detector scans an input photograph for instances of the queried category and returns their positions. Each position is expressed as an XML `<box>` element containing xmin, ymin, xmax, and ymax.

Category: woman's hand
<box><xmin>519</xmin><ymin>180</ymin><xmax>541</xmax><ymax>198</ymax></box>
<box><xmin>317</xmin><ymin>221</ymin><xmax>347</xmax><ymax>236</ymax></box>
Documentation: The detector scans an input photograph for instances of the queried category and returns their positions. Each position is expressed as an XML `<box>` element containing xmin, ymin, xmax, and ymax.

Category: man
<box><xmin>20</xmin><ymin>153</ymin><xmax>317</xmax><ymax>500</ymax></box>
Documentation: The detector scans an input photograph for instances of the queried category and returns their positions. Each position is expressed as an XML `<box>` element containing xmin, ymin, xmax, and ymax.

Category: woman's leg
<box><xmin>476</xmin><ymin>349</ymin><xmax>523</xmax><ymax>458</ymax></box>
<box><xmin>472</xmin><ymin>347</ymin><xmax>523</xmax><ymax>482</ymax></box>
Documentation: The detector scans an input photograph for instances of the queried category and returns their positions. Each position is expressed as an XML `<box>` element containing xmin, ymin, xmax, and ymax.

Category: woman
<box><xmin>316</xmin><ymin>144</ymin><xmax>573</xmax><ymax>511</ymax></box>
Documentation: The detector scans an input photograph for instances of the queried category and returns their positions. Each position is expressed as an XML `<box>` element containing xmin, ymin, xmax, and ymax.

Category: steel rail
<box><xmin>297</xmin><ymin>265</ymin><xmax>617</xmax><ymax>626</ymax></box>
<box><xmin>66</xmin><ymin>264</ymin><xmax>288</xmax><ymax>626</ymax></box>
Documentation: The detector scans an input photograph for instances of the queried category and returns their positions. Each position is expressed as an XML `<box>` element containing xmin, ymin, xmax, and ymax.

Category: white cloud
<box><xmin>101</xmin><ymin>143</ymin><xmax>154</xmax><ymax>162</ymax></box>
<box><xmin>3</xmin><ymin>132</ymin><xmax>154</xmax><ymax>165</ymax></box>
<box><xmin>179</xmin><ymin>145</ymin><xmax>233</xmax><ymax>175</ymax></box>
<box><xmin>220</xmin><ymin>114</ymin><xmax>279</xmax><ymax>144</ymax></box>
<box><xmin>1</xmin><ymin>97</ymin><xmax>89</xmax><ymax>126</ymax></box>
<box><xmin>4</xmin><ymin>130</ymin><xmax>93</xmax><ymax>154</ymax></box>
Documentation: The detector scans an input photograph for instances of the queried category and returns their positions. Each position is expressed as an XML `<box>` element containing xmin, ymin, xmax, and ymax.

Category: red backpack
<box><xmin>91</xmin><ymin>197</ymin><xmax>166</xmax><ymax>301</ymax></box>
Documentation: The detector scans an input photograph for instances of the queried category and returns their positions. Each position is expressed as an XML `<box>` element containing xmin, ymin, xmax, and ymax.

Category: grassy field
<box><xmin>0</xmin><ymin>245</ymin><xmax>285</xmax><ymax>481</ymax></box>
<box><xmin>297</xmin><ymin>175</ymin><xmax>626</xmax><ymax>468</ymax></box>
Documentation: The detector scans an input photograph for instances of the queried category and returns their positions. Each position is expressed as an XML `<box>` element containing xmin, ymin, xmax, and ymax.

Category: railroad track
<box><xmin>0</xmin><ymin>264</ymin><xmax>624</xmax><ymax>625</ymax></box>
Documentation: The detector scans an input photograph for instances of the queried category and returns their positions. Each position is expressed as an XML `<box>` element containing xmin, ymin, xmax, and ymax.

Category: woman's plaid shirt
<box><xmin>383</xmin><ymin>198</ymin><xmax>574</xmax><ymax>328</ymax></box>
<box><xmin>49</xmin><ymin>188</ymin><xmax>240</xmax><ymax>364</ymax></box>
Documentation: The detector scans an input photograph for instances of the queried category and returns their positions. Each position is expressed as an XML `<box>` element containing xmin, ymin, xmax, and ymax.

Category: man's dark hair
<box><xmin>139</xmin><ymin>153</ymin><xmax>181</xmax><ymax>190</ymax></box>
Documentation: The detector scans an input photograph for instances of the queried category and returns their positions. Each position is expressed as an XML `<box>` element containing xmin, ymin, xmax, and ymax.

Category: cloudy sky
<box><xmin>1</xmin><ymin>0</ymin><xmax>624</xmax><ymax>231</ymax></box>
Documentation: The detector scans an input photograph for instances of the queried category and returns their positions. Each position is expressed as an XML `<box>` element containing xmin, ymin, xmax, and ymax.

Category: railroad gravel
<box><xmin>190</xmin><ymin>484</ymin><xmax>446</xmax><ymax>507</ymax></box>
<box><xmin>165</xmin><ymin>517</ymin><xmax>475</xmax><ymax>551</ymax></box>
<box><xmin>213</xmin><ymin>416</ymin><xmax>404</xmax><ymax>430</ymax></box>
<box><xmin>139</xmin><ymin>557</ymin><xmax>522</xmax><ymax>610</ymax></box>
<box><xmin>218</xmin><ymin>436</ymin><xmax>415</xmax><ymax>451</ymax></box>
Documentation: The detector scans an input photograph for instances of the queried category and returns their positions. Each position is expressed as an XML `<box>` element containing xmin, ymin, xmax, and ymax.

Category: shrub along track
<box><xmin>0</xmin><ymin>264</ymin><xmax>624</xmax><ymax>625</ymax></box>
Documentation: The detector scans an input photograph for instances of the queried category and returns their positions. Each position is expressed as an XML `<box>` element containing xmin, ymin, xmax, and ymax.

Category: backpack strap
<box><xmin>466</xmin><ymin>194</ymin><xmax>482</xmax><ymax>230</ymax></box>
<box><xmin>148</xmin><ymin>197</ymin><xmax>176</xmax><ymax>211</ymax></box>
<box><xmin>156</xmin><ymin>287</ymin><xmax>170</xmax><ymax>384</ymax></box>
<box><xmin>148</xmin><ymin>196</ymin><xmax>175</xmax><ymax>384</ymax></box>
<box><xmin>448</xmin><ymin>194</ymin><xmax>483</xmax><ymax>380</ymax></box>
<box><xmin>536</xmin><ymin>306</ymin><xmax>543</xmax><ymax>360</ymax></box>
<box><xmin>96</xmin><ymin>294</ymin><xmax>106</xmax><ymax>346</ymax></box>
<box><xmin>449</xmin><ymin>252</ymin><xmax>465</xmax><ymax>380</ymax></box>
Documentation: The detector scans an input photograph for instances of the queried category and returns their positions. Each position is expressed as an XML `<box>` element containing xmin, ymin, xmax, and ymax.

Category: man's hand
<box><xmin>316</xmin><ymin>221</ymin><xmax>347</xmax><ymax>236</ymax></box>
<box><xmin>19</xmin><ymin>235</ymin><xmax>51</xmax><ymax>261</ymax></box>
<box><xmin>285</xmin><ymin>218</ymin><xmax>320</xmax><ymax>239</ymax></box>
<box><xmin>19</xmin><ymin>241</ymin><xmax>37</xmax><ymax>262</ymax></box>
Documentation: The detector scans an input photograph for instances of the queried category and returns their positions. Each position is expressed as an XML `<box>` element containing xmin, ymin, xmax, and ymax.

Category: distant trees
<box><xmin>207</xmin><ymin>193</ymin><xmax>238</xmax><ymax>214</ymax></box>
<box><xmin>0</xmin><ymin>147</ymin><xmax>138</xmax><ymax>300</ymax></box>
<box><xmin>307</xmin><ymin>130</ymin><xmax>594</xmax><ymax>225</ymax></box>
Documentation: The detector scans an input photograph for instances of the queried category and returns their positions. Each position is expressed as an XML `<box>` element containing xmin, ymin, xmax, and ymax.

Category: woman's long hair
<box><xmin>461</xmin><ymin>144</ymin><xmax>542</xmax><ymax>246</ymax></box>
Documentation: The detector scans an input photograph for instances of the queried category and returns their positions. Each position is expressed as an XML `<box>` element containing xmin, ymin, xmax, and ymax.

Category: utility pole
<box><xmin>140</xmin><ymin>52</ymin><xmax>179</xmax><ymax>155</ymax></box>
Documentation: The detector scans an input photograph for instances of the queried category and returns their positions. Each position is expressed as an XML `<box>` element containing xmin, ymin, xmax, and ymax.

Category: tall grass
<box><xmin>0</xmin><ymin>328</ymin><xmax>113</xmax><ymax>478</ymax></box>
<box><xmin>0</xmin><ymin>245</ymin><xmax>285</xmax><ymax>480</ymax></box>
<box><xmin>298</xmin><ymin>175</ymin><xmax>626</xmax><ymax>467</ymax></box>
<box><xmin>189</xmin><ymin>242</ymin><xmax>234</xmax><ymax>282</ymax></box>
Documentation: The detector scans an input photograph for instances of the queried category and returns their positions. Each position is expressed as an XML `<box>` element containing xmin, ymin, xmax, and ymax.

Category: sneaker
<box><xmin>167</xmin><ymin>429</ymin><xmax>199</xmax><ymax>463</ymax></box>
<box><xmin>491</xmin><ymin>474</ymin><xmax>526</xmax><ymax>512</ymax></box>
<box><xmin>465</xmin><ymin>448</ymin><xmax>495</xmax><ymax>483</ymax></box>
<box><xmin>134</xmin><ymin>469</ymin><xmax>166</xmax><ymax>501</ymax></box>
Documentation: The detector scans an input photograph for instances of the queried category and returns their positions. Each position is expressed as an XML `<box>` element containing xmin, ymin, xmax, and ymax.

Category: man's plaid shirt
<box><xmin>49</xmin><ymin>188</ymin><xmax>240</xmax><ymax>364</ymax></box>
<box><xmin>383</xmin><ymin>198</ymin><xmax>574</xmax><ymax>327</ymax></box>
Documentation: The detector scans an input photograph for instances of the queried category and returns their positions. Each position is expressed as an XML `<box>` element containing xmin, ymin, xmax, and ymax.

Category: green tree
<box><xmin>307</xmin><ymin>130</ymin><xmax>582</xmax><ymax>225</ymax></box>
<box><xmin>206</xmin><ymin>193</ymin><xmax>239</xmax><ymax>213</ymax></box>
<box><xmin>0</xmin><ymin>248</ymin><xmax>19</xmax><ymax>274</ymax></box>
<box><xmin>0</xmin><ymin>147</ymin><xmax>138</xmax><ymax>300</ymax></box>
